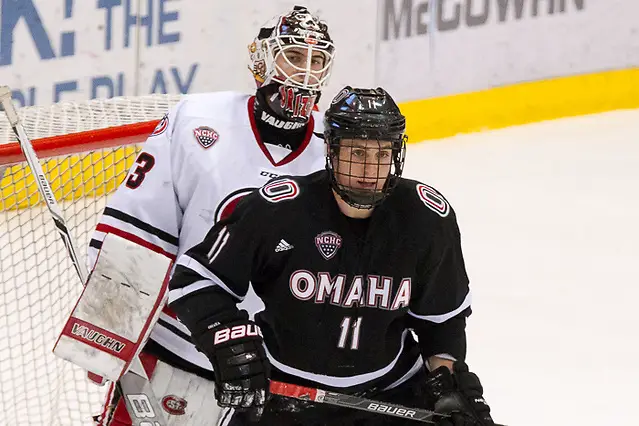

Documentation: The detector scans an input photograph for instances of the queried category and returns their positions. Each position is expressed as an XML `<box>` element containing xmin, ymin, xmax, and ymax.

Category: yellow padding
<box><xmin>401</xmin><ymin>67</ymin><xmax>639</xmax><ymax>142</ymax></box>
<box><xmin>1</xmin><ymin>146</ymin><xmax>138</xmax><ymax>211</ymax></box>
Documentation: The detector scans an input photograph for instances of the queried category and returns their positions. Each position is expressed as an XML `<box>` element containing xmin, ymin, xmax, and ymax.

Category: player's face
<box><xmin>274</xmin><ymin>46</ymin><xmax>328</xmax><ymax>86</ymax></box>
<box><xmin>334</xmin><ymin>139</ymin><xmax>394</xmax><ymax>193</ymax></box>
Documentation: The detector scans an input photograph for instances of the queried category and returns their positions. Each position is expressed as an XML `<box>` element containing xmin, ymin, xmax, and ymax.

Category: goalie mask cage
<box><xmin>0</xmin><ymin>94</ymin><xmax>182</xmax><ymax>426</ymax></box>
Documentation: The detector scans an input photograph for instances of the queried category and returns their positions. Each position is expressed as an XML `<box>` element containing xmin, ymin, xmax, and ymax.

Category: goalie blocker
<box><xmin>54</xmin><ymin>234</ymin><xmax>172</xmax><ymax>381</ymax></box>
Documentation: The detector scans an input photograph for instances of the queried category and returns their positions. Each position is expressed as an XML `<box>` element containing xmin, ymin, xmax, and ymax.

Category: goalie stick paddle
<box><xmin>270</xmin><ymin>380</ymin><xmax>506</xmax><ymax>425</ymax></box>
<box><xmin>0</xmin><ymin>86</ymin><xmax>168</xmax><ymax>426</ymax></box>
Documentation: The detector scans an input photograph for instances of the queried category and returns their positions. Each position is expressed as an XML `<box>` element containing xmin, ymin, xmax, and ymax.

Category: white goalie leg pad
<box><xmin>53</xmin><ymin>233</ymin><xmax>172</xmax><ymax>381</ymax></box>
<box><xmin>96</xmin><ymin>357</ymin><xmax>222</xmax><ymax>425</ymax></box>
<box><xmin>150</xmin><ymin>360</ymin><xmax>221</xmax><ymax>425</ymax></box>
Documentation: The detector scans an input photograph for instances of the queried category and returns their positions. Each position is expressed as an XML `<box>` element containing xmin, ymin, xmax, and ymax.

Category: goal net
<box><xmin>0</xmin><ymin>94</ymin><xmax>182</xmax><ymax>425</ymax></box>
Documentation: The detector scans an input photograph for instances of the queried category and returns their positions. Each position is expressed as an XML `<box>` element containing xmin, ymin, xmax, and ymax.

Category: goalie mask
<box><xmin>324</xmin><ymin>87</ymin><xmax>407</xmax><ymax>209</ymax></box>
<box><xmin>249</xmin><ymin>5</ymin><xmax>335</xmax><ymax>123</ymax></box>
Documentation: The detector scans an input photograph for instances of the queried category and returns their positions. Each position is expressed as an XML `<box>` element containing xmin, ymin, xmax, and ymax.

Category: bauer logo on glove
<box><xmin>213</xmin><ymin>323</ymin><xmax>262</xmax><ymax>345</ymax></box>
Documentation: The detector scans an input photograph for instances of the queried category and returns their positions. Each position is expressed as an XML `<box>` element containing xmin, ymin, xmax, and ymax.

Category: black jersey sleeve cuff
<box><xmin>169</xmin><ymin>286</ymin><xmax>240</xmax><ymax>335</ymax></box>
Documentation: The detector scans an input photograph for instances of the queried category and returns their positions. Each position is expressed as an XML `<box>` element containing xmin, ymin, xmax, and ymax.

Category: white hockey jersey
<box><xmin>88</xmin><ymin>91</ymin><xmax>326</xmax><ymax>372</ymax></box>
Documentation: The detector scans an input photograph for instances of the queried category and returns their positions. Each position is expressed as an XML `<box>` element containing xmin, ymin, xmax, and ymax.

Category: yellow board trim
<box><xmin>2</xmin><ymin>67</ymin><xmax>637</xmax><ymax>211</ymax></box>
<box><xmin>400</xmin><ymin>67</ymin><xmax>639</xmax><ymax>143</ymax></box>
<box><xmin>1</xmin><ymin>146</ymin><xmax>138</xmax><ymax>211</ymax></box>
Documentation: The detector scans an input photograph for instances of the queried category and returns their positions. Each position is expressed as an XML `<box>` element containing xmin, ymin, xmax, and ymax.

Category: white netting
<box><xmin>1</xmin><ymin>94</ymin><xmax>182</xmax><ymax>144</ymax></box>
<box><xmin>0</xmin><ymin>94</ymin><xmax>181</xmax><ymax>425</ymax></box>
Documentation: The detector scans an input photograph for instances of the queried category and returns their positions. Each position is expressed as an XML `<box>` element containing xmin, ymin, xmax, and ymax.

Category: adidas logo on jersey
<box><xmin>275</xmin><ymin>239</ymin><xmax>294</xmax><ymax>252</ymax></box>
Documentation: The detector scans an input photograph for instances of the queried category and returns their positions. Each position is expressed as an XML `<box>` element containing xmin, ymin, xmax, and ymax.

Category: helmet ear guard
<box><xmin>324</xmin><ymin>87</ymin><xmax>407</xmax><ymax>209</ymax></box>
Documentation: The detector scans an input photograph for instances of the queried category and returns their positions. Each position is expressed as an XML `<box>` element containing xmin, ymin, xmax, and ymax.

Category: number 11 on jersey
<box><xmin>338</xmin><ymin>316</ymin><xmax>362</xmax><ymax>350</ymax></box>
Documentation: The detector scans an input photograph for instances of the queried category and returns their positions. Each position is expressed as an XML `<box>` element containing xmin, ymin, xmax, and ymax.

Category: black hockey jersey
<box><xmin>169</xmin><ymin>170</ymin><xmax>472</xmax><ymax>392</ymax></box>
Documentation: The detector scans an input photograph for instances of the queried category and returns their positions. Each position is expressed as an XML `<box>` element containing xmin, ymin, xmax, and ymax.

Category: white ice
<box><xmin>1</xmin><ymin>109</ymin><xmax>637</xmax><ymax>425</ymax></box>
<box><xmin>403</xmin><ymin>109</ymin><xmax>639</xmax><ymax>426</ymax></box>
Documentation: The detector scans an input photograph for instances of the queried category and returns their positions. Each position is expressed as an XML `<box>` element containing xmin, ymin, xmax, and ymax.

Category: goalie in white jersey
<box><xmin>88</xmin><ymin>6</ymin><xmax>336</xmax><ymax>425</ymax></box>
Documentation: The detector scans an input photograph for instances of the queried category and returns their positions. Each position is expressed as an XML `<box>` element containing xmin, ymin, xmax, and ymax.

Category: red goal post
<box><xmin>0</xmin><ymin>94</ymin><xmax>181</xmax><ymax>425</ymax></box>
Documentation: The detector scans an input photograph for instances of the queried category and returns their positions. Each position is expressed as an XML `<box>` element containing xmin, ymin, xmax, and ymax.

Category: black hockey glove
<box><xmin>190</xmin><ymin>310</ymin><xmax>270</xmax><ymax>418</ymax></box>
<box><xmin>425</xmin><ymin>361</ymin><xmax>494</xmax><ymax>426</ymax></box>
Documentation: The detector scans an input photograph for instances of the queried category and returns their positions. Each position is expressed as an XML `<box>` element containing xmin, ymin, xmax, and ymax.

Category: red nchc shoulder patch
<box><xmin>193</xmin><ymin>126</ymin><xmax>219</xmax><ymax>148</ymax></box>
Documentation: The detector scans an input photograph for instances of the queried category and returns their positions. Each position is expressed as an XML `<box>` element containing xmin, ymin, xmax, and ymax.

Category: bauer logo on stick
<box><xmin>193</xmin><ymin>126</ymin><xmax>219</xmax><ymax>148</ymax></box>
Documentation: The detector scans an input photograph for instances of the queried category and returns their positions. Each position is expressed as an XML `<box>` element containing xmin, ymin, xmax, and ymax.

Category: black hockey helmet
<box><xmin>324</xmin><ymin>87</ymin><xmax>407</xmax><ymax>209</ymax></box>
<box><xmin>248</xmin><ymin>6</ymin><xmax>335</xmax><ymax>123</ymax></box>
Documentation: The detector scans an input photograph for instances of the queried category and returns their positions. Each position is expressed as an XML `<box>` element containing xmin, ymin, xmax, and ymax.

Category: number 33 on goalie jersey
<box><xmin>88</xmin><ymin>92</ymin><xmax>325</xmax><ymax>372</ymax></box>
<box><xmin>169</xmin><ymin>171</ymin><xmax>473</xmax><ymax>391</ymax></box>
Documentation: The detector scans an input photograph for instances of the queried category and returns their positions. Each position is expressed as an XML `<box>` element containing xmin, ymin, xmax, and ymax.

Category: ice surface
<box><xmin>403</xmin><ymin>109</ymin><xmax>639</xmax><ymax>426</ymax></box>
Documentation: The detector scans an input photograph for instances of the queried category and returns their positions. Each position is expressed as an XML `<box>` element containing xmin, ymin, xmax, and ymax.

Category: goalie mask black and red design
<box><xmin>248</xmin><ymin>5</ymin><xmax>335</xmax><ymax>123</ymax></box>
<box><xmin>324</xmin><ymin>87</ymin><xmax>407</xmax><ymax>209</ymax></box>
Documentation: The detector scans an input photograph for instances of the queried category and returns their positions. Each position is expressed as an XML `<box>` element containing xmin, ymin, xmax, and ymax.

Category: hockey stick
<box><xmin>0</xmin><ymin>86</ymin><xmax>167</xmax><ymax>426</ymax></box>
<box><xmin>270</xmin><ymin>380</ymin><xmax>505</xmax><ymax>425</ymax></box>
<box><xmin>270</xmin><ymin>380</ymin><xmax>442</xmax><ymax>423</ymax></box>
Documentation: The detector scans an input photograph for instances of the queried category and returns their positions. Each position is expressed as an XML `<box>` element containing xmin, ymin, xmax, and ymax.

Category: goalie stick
<box><xmin>0</xmin><ymin>86</ymin><xmax>168</xmax><ymax>426</ymax></box>
<box><xmin>270</xmin><ymin>380</ymin><xmax>506</xmax><ymax>425</ymax></box>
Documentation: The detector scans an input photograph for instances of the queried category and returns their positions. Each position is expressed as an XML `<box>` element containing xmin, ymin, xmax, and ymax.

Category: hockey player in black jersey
<box><xmin>169</xmin><ymin>87</ymin><xmax>495</xmax><ymax>426</ymax></box>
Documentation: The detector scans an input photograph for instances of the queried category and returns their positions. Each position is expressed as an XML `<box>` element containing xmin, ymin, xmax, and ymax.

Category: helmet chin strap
<box><xmin>338</xmin><ymin>188</ymin><xmax>385</xmax><ymax>209</ymax></box>
<box><xmin>331</xmin><ymin>173</ymin><xmax>396</xmax><ymax>209</ymax></box>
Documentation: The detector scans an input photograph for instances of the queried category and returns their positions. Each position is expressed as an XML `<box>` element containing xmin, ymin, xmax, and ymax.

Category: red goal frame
<box><xmin>0</xmin><ymin>120</ymin><xmax>161</xmax><ymax>166</ymax></box>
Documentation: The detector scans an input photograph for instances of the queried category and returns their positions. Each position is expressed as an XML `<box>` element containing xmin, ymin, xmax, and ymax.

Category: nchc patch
<box><xmin>193</xmin><ymin>126</ymin><xmax>219</xmax><ymax>148</ymax></box>
<box><xmin>315</xmin><ymin>231</ymin><xmax>342</xmax><ymax>260</ymax></box>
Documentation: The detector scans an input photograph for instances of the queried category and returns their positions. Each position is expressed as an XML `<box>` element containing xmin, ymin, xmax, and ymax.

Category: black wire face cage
<box><xmin>327</xmin><ymin>134</ymin><xmax>407</xmax><ymax>209</ymax></box>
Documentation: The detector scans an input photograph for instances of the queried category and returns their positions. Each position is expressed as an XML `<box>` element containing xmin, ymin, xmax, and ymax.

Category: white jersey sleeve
<box><xmin>88</xmin><ymin>100</ymin><xmax>192</xmax><ymax>267</ymax></box>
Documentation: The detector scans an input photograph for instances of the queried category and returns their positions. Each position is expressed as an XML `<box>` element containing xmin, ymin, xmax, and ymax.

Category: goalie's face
<box><xmin>273</xmin><ymin>45</ymin><xmax>331</xmax><ymax>89</ymax></box>
<box><xmin>333</xmin><ymin>139</ymin><xmax>394</xmax><ymax>195</ymax></box>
